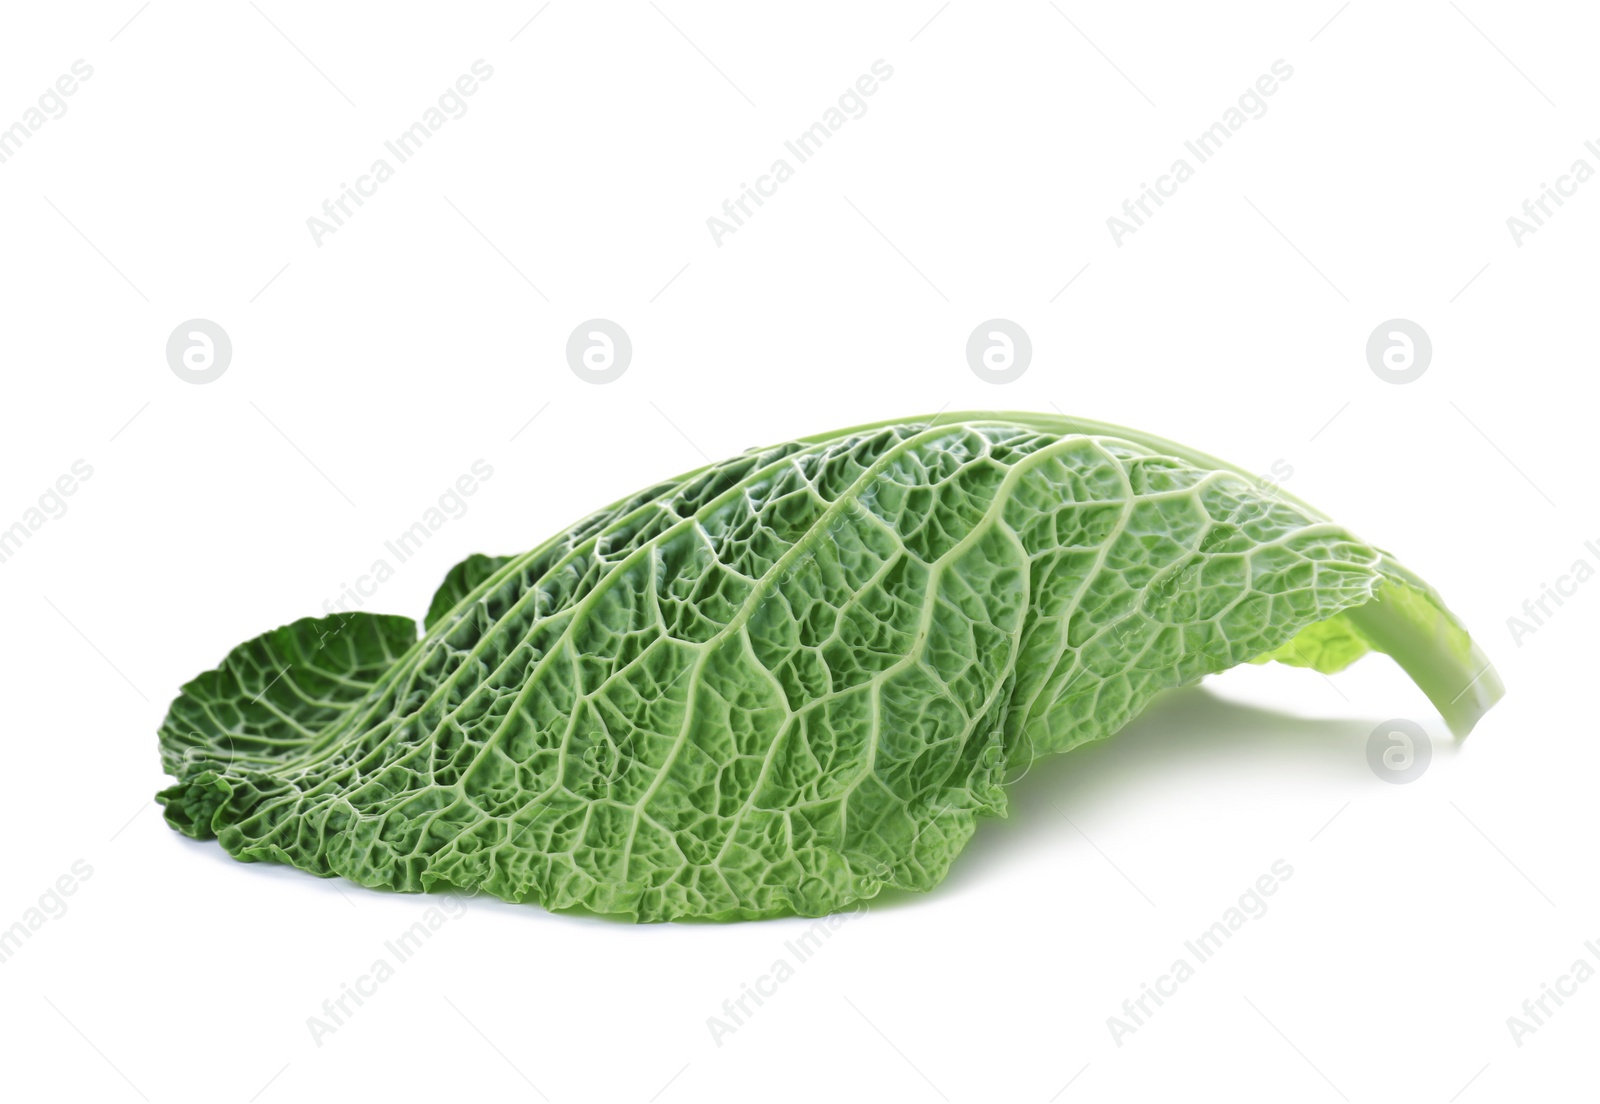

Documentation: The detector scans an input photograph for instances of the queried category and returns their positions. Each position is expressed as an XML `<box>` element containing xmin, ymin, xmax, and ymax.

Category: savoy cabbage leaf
<box><xmin>156</xmin><ymin>413</ymin><xmax>1502</xmax><ymax>920</ymax></box>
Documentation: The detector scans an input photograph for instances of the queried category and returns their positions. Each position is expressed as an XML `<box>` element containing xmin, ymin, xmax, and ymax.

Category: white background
<box><xmin>0</xmin><ymin>2</ymin><xmax>1593</xmax><ymax>1101</ymax></box>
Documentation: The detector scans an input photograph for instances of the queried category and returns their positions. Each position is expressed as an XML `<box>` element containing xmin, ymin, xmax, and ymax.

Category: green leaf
<box><xmin>424</xmin><ymin>553</ymin><xmax>514</xmax><ymax>630</ymax></box>
<box><xmin>155</xmin><ymin>413</ymin><xmax>1502</xmax><ymax>918</ymax></box>
<box><xmin>157</xmin><ymin>612</ymin><xmax>418</xmax><ymax>838</ymax></box>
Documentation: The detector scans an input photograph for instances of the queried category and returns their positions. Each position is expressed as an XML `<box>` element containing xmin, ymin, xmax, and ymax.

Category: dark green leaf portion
<box><xmin>157</xmin><ymin>612</ymin><xmax>417</xmax><ymax>837</ymax></box>
<box><xmin>425</xmin><ymin>553</ymin><xmax>513</xmax><ymax>630</ymax></box>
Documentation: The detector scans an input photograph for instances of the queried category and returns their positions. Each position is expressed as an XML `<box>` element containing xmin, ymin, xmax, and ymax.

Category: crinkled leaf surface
<box><xmin>424</xmin><ymin>552</ymin><xmax>512</xmax><ymax>631</ymax></box>
<box><xmin>156</xmin><ymin>413</ymin><xmax>1502</xmax><ymax>920</ymax></box>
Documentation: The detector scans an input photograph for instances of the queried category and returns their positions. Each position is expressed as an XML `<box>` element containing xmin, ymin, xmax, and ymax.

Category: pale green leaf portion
<box><xmin>1256</xmin><ymin>612</ymin><xmax>1374</xmax><ymax>673</ymax></box>
<box><xmin>155</xmin><ymin>413</ymin><xmax>1502</xmax><ymax>920</ymax></box>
